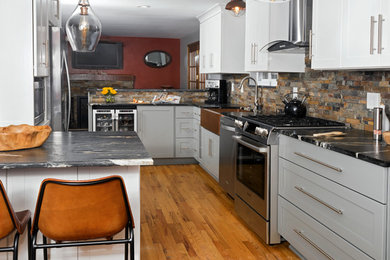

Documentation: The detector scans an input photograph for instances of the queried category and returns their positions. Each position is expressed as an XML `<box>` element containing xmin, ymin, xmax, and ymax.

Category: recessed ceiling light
<box><xmin>137</xmin><ymin>5</ymin><xmax>151</xmax><ymax>8</ymax></box>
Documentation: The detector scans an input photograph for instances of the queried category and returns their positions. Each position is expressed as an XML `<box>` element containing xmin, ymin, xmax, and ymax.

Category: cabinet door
<box><xmin>137</xmin><ymin>106</ymin><xmax>174</xmax><ymax>158</ymax></box>
<box><xmin>245</xmin><ymin>0</ymin><xmax>260</xmax><ymax>71</ymax></box>
<box><xmin>33</xmin><ymin>0</ymin><xmax>49</xmax><ymax>77</ymax></box>
<box><xmin>202</xmin><ymin>14</ymin><xmax>222</xmax><ymax>73</ymax></box>
<box><xmin>311</xmin><ymin>0</ymin><xmax>343</xmax><ymax>69</ymax></box>
<box><xmin>199</xmin><ymin>21</ymin><xmax>207</xmax><ymax>74</ymax></box>
<box><xmin>379</xmin><ymin>1</ymin><xmax>390</xmax><ymax>65</ymax></box>
<box><xmin>48</xmin><ymin>0</ymin><xmax>60</xmax><ymax>26</ymax></box>
<box><xmin>200</xmin><ymin>127</ymin><xmax>220</xmax><ymax>180</ymax></box>
<box><xmin>341</xmin><ymin>0</ymin><xmax>381</xmax><ymax>68</ymax></box>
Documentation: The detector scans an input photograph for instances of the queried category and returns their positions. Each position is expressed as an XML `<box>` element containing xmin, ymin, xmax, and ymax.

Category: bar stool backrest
<box><xmin>32</xmin><ymin>175</ymin><xmax>134</xmax><ymax>241</ymax></box>
<box><xmin>0</xmin><ymin>181</ymin><xmax>16</xmax><ymax>239</ymax></box>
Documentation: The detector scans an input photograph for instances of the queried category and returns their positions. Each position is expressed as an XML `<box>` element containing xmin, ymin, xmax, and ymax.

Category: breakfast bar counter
<box><xmin>0</xmin><ymin>131</ymin><xmax>153</xmax><ymax>260</ymax></box>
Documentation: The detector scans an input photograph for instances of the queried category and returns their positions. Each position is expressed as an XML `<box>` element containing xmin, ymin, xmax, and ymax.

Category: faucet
<box><xmin>238</xmin><ymin>76</ymin><xmax>263</xmax><ymax>114</ymax></box>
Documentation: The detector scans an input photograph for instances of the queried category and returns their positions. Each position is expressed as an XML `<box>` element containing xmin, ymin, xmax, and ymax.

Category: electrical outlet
<box><xmin>367</xmin><ymin>92</ymin><xmax>381</xmax><ymax>109</ymax></box>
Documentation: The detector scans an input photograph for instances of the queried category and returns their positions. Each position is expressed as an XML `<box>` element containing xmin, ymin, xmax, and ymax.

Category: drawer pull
<box><xmin>294</xmin><ymin>152</ymin><xmax>342</xmax><ymax>173</ymax></box>
<box><xmin>295</xmin><ymin>186</ymin><xmax>343</xmax><ymax>215</ymax></box>
<box><xmin>293</xmin><ymin>229</ymin><xmax>334</xmax><ymax>260</ymax></box>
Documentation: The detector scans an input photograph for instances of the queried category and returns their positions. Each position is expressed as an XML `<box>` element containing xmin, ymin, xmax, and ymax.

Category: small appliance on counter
<box><xmin>205</xmin><ymin>80</ymin><xmax>229</xmax><ymax>105</ymax></box>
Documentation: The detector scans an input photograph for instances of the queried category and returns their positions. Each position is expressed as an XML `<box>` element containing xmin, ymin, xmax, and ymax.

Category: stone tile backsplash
<box><xmin>229</xmin><ymin>69</ymin><xmax>390</xmax><ymax>131</ymax></box>
<box><xmin>87</xmin><ymin>67</ymin><xmax>390</xmax><ymax>131</ymax></box>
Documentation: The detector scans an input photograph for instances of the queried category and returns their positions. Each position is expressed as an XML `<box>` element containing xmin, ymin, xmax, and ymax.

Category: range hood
<box><xmin>267</xmin><ymin>0</ymin><xmax>312</xmax><ymax>52</ymax></box>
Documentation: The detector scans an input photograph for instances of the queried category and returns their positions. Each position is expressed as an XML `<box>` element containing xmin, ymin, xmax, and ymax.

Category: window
<box><xmin>187</xmin><ymin>42</ymin><xmax>205</xmax><ymax>89</ymax></box>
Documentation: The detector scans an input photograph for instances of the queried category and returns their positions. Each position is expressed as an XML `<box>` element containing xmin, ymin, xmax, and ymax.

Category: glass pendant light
<box><xmin>66</xmin><ymin>0</ymin><xmax>102</xmax><ymax>52</ymax></box>
<box><xmin>225</xmin><ymin>0</ymin><xmax>246</xmax><ymax>17</ymax></box>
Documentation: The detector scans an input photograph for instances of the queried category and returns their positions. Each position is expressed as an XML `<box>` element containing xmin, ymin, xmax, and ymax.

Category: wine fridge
<box><xmin>92</xmin><ymin>108</ymin><xmax>137</xmax><ymax>132</ymax></box>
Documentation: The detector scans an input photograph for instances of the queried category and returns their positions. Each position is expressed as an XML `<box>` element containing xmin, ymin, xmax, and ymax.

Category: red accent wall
<box><xmin>69</xmin><ymin>36</ymin><xmax>180</xmax><ymax>89</ymax></box>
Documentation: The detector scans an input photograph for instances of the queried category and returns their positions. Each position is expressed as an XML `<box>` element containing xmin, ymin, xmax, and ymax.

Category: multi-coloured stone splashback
<box><xmin>229</xmin><ymin>68</ymin><xmax>390</xmax><ymax>131</ymax></box>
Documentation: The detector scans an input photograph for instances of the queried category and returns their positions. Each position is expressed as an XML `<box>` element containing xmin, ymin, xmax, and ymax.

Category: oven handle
<box><xmin>232</xmin><ymin>136</ymin><xmax>268</xmax><ymax>153</ymax></box>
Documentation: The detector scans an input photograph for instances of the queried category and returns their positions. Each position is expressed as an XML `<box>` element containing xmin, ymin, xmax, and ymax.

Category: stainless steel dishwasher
<box><xmin>219</xmin><ymin>115</ymin><xmax>236</xmax><ymax>197</ymax></box>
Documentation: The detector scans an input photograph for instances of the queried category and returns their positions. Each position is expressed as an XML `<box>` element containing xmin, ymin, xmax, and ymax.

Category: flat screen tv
<box><xmin>72</xmin><ymin>41</ymin><xmax>123</xmax><ymax>69</ymax></box>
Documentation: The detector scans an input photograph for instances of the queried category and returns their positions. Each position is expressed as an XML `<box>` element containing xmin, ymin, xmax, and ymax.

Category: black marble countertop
<box><xmin>87</xmin><ymin>88</ymin><xmax>208</xmax><ymax>93</ymax></box>
<box><xmin>0</xmin><ymin>132</ymin><xmax>153</xmax><ymax>170</ymax></box>
<box><xmin>280</xmin><ymin>129</ymin><xmax>390</xmax><ymax>167</ymax></box>
<box><xmin>90</xmin><ymin>102</ymin><xmax>241</xmax><ymax>109</ymax></box>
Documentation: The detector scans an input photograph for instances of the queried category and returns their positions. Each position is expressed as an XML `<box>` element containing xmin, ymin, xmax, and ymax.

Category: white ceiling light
<box><xmin>137</xmin><ymin>5</ymin><xmax>151</xmax><ymax>8</ymax></box>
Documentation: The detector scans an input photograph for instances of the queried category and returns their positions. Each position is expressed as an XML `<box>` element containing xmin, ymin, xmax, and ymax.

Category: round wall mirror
<box><xmin>144</xmin><ymin>50</ymin><xmax>171</xmax><ymax>68</ymax></box>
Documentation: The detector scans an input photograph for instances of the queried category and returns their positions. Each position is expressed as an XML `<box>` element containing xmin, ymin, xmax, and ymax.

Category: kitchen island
<box><xmin>0</xmin><ymin>131</ymin><xmax>153</xmax><ymax>260</ymax></box>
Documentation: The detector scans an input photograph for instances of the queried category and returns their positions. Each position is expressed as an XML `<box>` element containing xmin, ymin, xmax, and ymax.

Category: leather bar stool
<box><xmin>0</xmin><ymin>180</ymin><xmax>31</xmax><ymax>260</ymax></box>
<box><xmin>31</xmin><ymin>175</ymin><xmax>135</xmax><ymax>260</ymax></box>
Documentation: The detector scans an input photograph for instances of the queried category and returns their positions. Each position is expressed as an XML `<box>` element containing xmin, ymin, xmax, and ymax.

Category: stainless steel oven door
<box><xmin>233</xmin><ymin>135</ymin><xmax>269</xmax><ymax>220</ymax></box>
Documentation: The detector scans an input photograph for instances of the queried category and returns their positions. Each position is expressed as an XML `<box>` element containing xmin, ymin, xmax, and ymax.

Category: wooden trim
<box><xmin>188</xmin><ymin>41</ymin><xmax>199</xmax><ymax>52</ymax></box>
<box><xmin>70</xmin><ymin>74</ymin><xmax>135</xmax><ymax>82</ymax></box>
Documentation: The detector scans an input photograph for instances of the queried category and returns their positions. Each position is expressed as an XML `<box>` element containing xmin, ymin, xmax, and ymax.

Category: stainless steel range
<box><xmin>232</xmin><ymin>113</ymin><xmax>346</xmax><ymax>244</ymax></box>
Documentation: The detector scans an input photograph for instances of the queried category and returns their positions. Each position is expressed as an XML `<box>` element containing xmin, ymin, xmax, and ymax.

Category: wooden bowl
<box><xmin>0</xmin><ymin>124</ymin><xmax>52</xmax><ymax>151</ymax></box>
<box><xmin>383</xmin><ymin>132</ymin><xmax>390</xmax><ymax>145</ymax></box>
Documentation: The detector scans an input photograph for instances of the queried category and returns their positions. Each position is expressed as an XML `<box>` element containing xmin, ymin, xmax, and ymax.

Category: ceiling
<box><xmin>61</xmin><ymin>0</ymin><xmax>228</xmax><ymax>39</ymax></box>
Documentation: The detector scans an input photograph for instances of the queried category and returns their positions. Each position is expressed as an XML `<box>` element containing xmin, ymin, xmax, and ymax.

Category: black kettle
<box><xmin>282</xmin><ymin>93</ymin><xmax>307</xmax><ymax>118</ymax></box>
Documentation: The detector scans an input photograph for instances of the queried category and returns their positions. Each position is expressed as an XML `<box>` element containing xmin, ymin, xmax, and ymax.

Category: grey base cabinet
<box><xmin>137</xmin><ymin>106</ymin><xmax>174</xmax><ymax>158</ymax></box>
<box><xmin>278</xmin><ymin>135</ymin><xmax>386</xmax><ymax>260</ymax></box>
<box><xmin>200</xmin><ymin>127</ymin><xmax>220</xmax><ymax>180</ymax></box>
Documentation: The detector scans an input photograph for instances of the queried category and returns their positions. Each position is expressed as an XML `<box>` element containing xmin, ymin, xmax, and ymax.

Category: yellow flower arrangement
<box><xmin>101</xmin><ymin>87</ymin><xmax>117</xmax><ymax>103</ymax></box>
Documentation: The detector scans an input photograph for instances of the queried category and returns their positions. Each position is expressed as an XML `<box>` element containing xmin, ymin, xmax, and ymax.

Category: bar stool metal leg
<box><xmin>12</xmin><ymin>232</ymin><xmax>19</xmax><ymax>260</ymax></box>
<box><xmin>125</xmin><ymin>226</ymin><xmax>128</xmax><ymax>260</ymax></box>
<box><xmin>42</xmin><ymin>236</ymin><xmax>48</xmax><ymax>260</ymax></box>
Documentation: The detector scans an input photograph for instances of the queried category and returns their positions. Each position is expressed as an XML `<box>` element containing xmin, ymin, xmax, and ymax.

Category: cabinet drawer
<box><xmin>176</xmin><ymin>119</ymin><xmax>194</xmax><ymax>138</ymax></box>
<box><xmin>279</xmin><ymin>158</ymin><xmax>386</xmax><ymax>260</ymax></box>
<box><xmin>279</xmin><ymin>135</ymin><xmax>387</xmax><ymax>203</ymax></box>
<box><xmin>175</xmin><ymin>138</ymin><xmax>194</xmax><ymax>158</ymax></box>
<box><xmin>176</xmin><ymin>106</ymin><xmax>194</xmax><ymax>118</ymax></box>
<box><xmin>278</xmin><ymin>197</ymin><xmax>372</xmax><ymax>260</ymax></box>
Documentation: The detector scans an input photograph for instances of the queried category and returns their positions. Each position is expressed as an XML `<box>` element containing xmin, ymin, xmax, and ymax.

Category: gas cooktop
<box><xmin>234</xmin><ymin>113</ymin><xmax>347</xmax><ymax>145</ymax></box>
<box><xmin>242</xmin><ymin>114</ymin><xmax>346</xmax><ymax>128</ymax></box>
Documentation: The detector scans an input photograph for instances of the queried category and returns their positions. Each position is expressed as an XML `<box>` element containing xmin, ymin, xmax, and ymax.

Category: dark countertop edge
<box><xmin>0</xmin><ymin>158</ymin><xmax>154</xmax><ymax>170</ymax></box>
<box><xmin>87</xmin><ymin>88</ymin><xmax>208</xmax><ymax>93</ymax></box>
<box><xmin>281</xmin><ymin>131</ymin><xmax>390</xmax><ymax>167</ymax></box>
<box><xmin>90</xmin><ymin>102</ymin><xmax>241</xmax><ymax>109</ymax></box>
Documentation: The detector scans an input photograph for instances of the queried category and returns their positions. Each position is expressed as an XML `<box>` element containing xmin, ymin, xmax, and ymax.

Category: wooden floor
<box><xmin>140</xmin><ymin>164</ymin><xmax>299</xmax><ymax>260</ymax></box>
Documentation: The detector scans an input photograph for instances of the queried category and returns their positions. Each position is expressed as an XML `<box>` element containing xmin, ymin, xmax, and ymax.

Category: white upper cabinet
<box><xmin>245</xmin><ymin>0</ymin><xmax>305</xmax><ymax>73</ymax></box>
<box><xmin>341</xmin><ymin>0</ymin><xmax>381</xmax><ymax>68</ymax></box>
<box><xmin>311</xmin><ymin>0</ymin><xmax>342</xmax><ymax>69</ymax></box>
<box><xmin>312</xmin><ymin>0</ymin><xmax>390</xmax><ymax>70</ymax></box>
<box><xmin>198</xmin><ymin>4</ymin><xmax>246</xmax><ymax>74</ymax></box>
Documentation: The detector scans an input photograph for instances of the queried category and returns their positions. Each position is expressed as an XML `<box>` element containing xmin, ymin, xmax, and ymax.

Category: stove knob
<box><xmin>235</xmin><ymin>120</ymin><xmax>244</xmax><ymax>129</ymax></box>
<box><xmin>255</xmin><ymin>127</ymin><xmax>269</xmax><ymax>137</ymax></box>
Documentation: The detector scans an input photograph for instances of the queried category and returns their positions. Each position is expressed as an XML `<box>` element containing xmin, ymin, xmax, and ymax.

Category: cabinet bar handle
<box><xmin>55</xmin><ymin>0</ymin><xmax>60</xmax><ymax>18</ymax></box>
<box><xmin>294</xmin><ymin>186</ymin><xmax>343</xmax><ymax>215</ymax></box>
<box><xmin>293</xmin><ymin>229</ymin><xmax>334</xmax><ymax>260</ymax></box>
<box><xmin>293</xmin><ymin>152</ymin><xmax>342</xmax><ymax>172</ymax></box>
<box><xmin>370</xmin><ymin>16</ymin><xmax>377</xmax><ymax>55</ymax></box>
<box><xmin>309</xmin><ymin>29</ymin><xmax>313</xmax><ymax>59</ymax></box>
<box><xmin>210</xmin><ymin>53</ymin><xmax>213</xmax><ymax>68</ymax></box>
<box><xmin>253</xmin><ymin>43</ymin><xmax>258</xmax><ymax>64</ymax></box>
<box><xmin>251</xmin><ymin>43</ymin><xmax>254</xmax><ymax>64</ymax></box>
<box><xmin>378</xmin><ymin>14</ymin><xmax>384</xmax><ymax>54</ymax></box>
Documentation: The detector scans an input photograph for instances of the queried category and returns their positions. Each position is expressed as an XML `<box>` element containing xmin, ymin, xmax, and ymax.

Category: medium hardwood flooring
<box><xmin>140</xmin><ymin>164</ymin><xmax>299</xmax><ymax>260</ymax></box>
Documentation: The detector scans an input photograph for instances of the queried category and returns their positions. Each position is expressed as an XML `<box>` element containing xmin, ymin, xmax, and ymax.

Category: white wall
<box><xmin>0</xmin><ymin>0</ymin><xmax>34</xmax><ymax>126</ymax></box>
<box><xmin>180</xmin><ymin>30</ymin><xmax>200</xmax><ymax>89</ymax></box>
